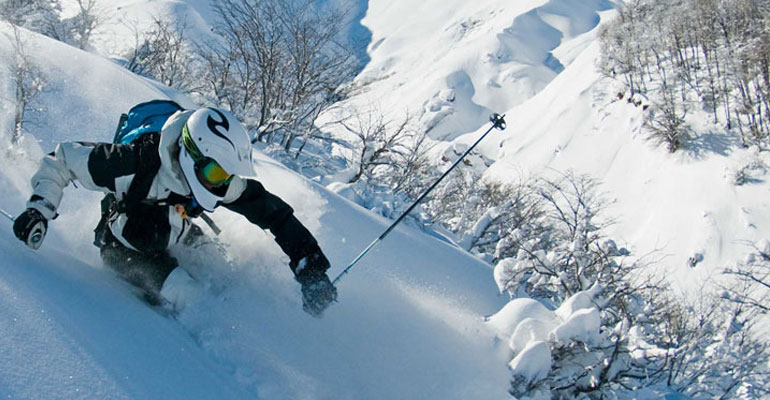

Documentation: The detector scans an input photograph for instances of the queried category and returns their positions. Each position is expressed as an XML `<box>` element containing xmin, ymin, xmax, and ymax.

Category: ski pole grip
<box><xmin>26</xmin><ymin>221</ymin><xmax>46</xmax><ymax>250</ymax></box>
<box><xmin>490</xmin><ymin>113</ymin><xmax>506</xmax><ymax>130</ymax></box>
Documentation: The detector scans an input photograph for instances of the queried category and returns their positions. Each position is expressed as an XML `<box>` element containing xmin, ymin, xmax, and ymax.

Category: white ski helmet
<box><xmin>178</xmin><ymin>107</ymin><xmax>253</xmax><ymax>211</ymax></box>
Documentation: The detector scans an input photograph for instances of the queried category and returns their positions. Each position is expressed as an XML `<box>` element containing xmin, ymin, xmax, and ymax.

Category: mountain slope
<box><xmin>480</xmin><ymin>40</ymin><xmax>770</xmax><ymax>283</ymax></box>
<box><xmin>347</xmin><ymin>0</ymin><xmax>770</xmax><ymax>288</ymax></box>
<box><xmin>0</xmin><ymin>25</ymin><xmax>510</xmax><ymax>399</ymax></box>
<box><xmin>0</xmin><ymin>224</ymin><xmax>254</xmax><ymax>400</ymax></box>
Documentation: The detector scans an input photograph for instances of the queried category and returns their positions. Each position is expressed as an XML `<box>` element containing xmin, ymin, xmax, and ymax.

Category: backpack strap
<box><xmin>119</xmin><ymin>131</ymin><xmax>163</xmax><ymax>213</ymax></box>
<box><xmin>93</xmin><ymin>132</ymin><xmax>162</xmax><ymax>248</ymax></box>
<box><xmin>113</xmin><ymin>113</ymin><xmax>128</xmax><ymax>143</ymax></box>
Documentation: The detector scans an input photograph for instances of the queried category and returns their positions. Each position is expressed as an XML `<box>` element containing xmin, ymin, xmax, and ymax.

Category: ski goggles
<box><xmin>182</xmin><ymin>124</ymin><xmax>234</xmax><ymax>187</ymax></box>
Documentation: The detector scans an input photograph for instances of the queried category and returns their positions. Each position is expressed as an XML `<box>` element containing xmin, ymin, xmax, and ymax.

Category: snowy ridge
<box><xmin>345</xmin><ymin>0</ymin><xmax>611</xmax><ymax>141</ymax></box>
<box><xmin>486</xmin><ymin>0</ymin><xmax>612</xmax><ymax>104</ymax></box>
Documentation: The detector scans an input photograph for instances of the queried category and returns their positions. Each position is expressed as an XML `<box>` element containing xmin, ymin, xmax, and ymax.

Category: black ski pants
<box><xmin>99</xmin><ymin>229</ymin><xmax>178</xmax><ymax>305</ymax></box>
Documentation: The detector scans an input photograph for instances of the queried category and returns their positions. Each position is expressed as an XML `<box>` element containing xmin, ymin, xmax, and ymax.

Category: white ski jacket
<box><xmin>25</xmin><ymin>110</ymin><xmax>320</xmax><ymax>273</ymax></box>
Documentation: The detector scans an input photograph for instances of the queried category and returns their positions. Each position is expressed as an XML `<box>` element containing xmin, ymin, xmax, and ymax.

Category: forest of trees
<box><xmin>600</xmin><ymin>0</ymin><xmax>770</xmax><ymax>152</ymax></box>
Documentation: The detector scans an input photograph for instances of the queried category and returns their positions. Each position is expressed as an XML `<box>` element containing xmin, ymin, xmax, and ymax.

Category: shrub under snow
<box><xmin>488</xmin><ymin>174</ymin><xmax>769</xmax><ymax>399</ymax></box>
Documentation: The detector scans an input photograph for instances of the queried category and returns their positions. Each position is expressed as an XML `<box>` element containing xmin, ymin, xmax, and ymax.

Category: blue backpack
<box><xmin>113</xmin><ymin>99</ymin><xmax>184</xmax><ymax>144</ymax></box>
<box><xmin>95</xmin><ymin>99</ymin><xmax>193</xmax><ymax>248</ymax></box>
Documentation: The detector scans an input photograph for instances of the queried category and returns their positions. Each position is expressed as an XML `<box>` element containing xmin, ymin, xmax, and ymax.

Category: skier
<box><xmin>11</xmin><ymin>106</ymin><xmax>337</xmax><ymax>316</ymax></box>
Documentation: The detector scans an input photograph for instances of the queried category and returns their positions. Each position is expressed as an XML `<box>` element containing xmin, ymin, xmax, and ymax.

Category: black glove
<box><xmin>290</xmin><ymin>245</ymin><xmax>330</xmax><ymax>274</ymax></box>
<box><xmin>297</xmin><ymin>270</ymin><xmax>338</xmax><ymax>317</ymax></box>
<box><xmin>292</xmin><ymin>246</ymin><xmax>337</xmax><ymax>316</ymax></box>
<box><xmin>13</xmin><ymin>208</ymin><xmax>48</xmax><ymax>250</ymax></box>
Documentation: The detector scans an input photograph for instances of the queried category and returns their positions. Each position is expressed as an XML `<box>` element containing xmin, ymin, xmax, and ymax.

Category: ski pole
<box><xmin>200</xmin><ymin>213</ymin><xmax>222</xmax><ymax>236</ymax></box>
<box><xmin>332</xmin><ymin>113</ymin><xmax>507</xmax><ymax>285</ymax></box>
<box><xmin>0</xmin><ymin>206</ymin><xmax>46</xmax><ymax>250</ymax></box>
<box><xmin>0</xmin><ymin>207</ymin><xmax>14</xmax><ymax>222</ymax></box>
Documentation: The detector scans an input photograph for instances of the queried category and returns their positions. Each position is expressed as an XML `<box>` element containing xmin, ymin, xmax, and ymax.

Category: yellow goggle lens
<box><xmin>199</xmin><ymin>160</ymin><xmax>233</xmax><ymax>186</ymax></box>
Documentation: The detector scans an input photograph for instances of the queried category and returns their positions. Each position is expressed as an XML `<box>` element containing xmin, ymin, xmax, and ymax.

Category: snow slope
<box><xmin>0</xmin><ymin>26</ymin><xmax>509</xmax><ymax>399</ymax></box>
<box><xmin>0</xmin><ymin>213</ymin><xmax>255</xmax><ymax>400</ymax></box>
<box><xmin>345</xmin><ymin>0</ymin><xmax>770</xmax><ymax>290</ymax></box>
<box><xmin>480</xmin><ymin>38</ymin><xmax>770</xmax><ymax>284</ymax></box>
<box><xmin>342</xmin><ymin>0</ymin><xmax>612</xmax><ymax>140</ymax></box>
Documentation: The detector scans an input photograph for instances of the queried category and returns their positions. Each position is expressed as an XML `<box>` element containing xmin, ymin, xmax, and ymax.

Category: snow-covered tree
<box><xmin>644</xmin><ymin>82</ymin><xmax>690</xmax><ymax>152</ymax></box>
<box><xmin>63</xmin><ymin>0</ymin><xmax>100</xmax><ymax>50</ymax></box>
<box><xmin>490</xmin><ymin>173</ymin><xmax>770</xmax><ymax>398</ymax></box>
<box><xmin>494</xmin><ymin>173</ymin><xmax>626</xmax><ymax>305</ymax></box>
<box><xmin>429</xmin><ymin>174</ymin><xmax>544</xmax><ymax>263</ymax></box>
<box><xmin>723</xmin><ymin>241</ymin><xmax>770</xmax><ymax>315</ymax></box>
<box><xmin>5</xmin><ymin>23</ymin><xmax>46</xmax><ymax>146</ymax></box>
<box><xmin>599</xmin><ymin>0</ymin><xmax>770</xmax><ymax>149</ymax></box>
<box><xmin>334</xmin><ymin>107</ymin><xmax>413</xmax><ymax>184</ymax></box>
<box><xmin>0</xmin><ymin>0</ymin><xmax>101</xmax><ymax>49</ymax></box>
<box><xmin>502</xmin><ymin>286</ymin><xmax>769</xmax><ymax>398</ymax></box>
<box><xmin>196</xmin><ymin>0</ymin><xmax>357</xmax><ymax>150</ymax></box>
<box><xmin>124</xmin><ymin>17</ymin><xmax>198</xmax><ymax>92</ymax></box>
<box><xmin>0</xmin><ymin>0</ymin><xmax>61</xmax><ymax>37</ymax></box>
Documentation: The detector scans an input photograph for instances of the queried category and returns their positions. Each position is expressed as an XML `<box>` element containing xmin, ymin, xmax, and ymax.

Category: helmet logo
<box><xmin>206</xmin><ymin>108</ymin><xmax>236</xmax><ymax>151</ymax></box>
